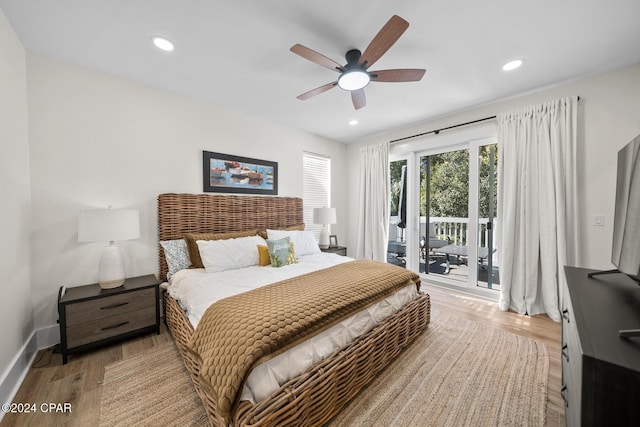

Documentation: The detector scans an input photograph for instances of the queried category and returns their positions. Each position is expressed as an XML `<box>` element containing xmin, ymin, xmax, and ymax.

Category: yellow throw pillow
<box><xmin>257</xmin><ymin>245</ymin><xmax>271</xmax><ymax>266</ymax></box>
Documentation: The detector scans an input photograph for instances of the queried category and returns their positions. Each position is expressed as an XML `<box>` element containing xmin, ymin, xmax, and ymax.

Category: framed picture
<box><xmin>203</xmin><ymin>151</ymin><xmax>278</xmax><ymax>195</ymax></box>
<box><xmin>329</xmin><ymin>235</ymin><xmax>338</xmax><ymax>247</ymax></box>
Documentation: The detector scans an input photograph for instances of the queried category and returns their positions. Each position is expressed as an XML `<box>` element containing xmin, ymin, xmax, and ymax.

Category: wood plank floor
<box><xmin>1</xmin><ymin>284</ymin><xmax>564</xmax><ymax>427</ymax></box>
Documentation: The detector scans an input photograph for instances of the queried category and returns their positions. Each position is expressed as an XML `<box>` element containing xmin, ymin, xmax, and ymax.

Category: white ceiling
<box><xmin>2</xmin><ymin>0</ymin><xmax>640</xmax><ymax>143</ymax></box>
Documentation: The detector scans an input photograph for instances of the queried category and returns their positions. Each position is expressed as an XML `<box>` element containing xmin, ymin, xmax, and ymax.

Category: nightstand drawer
<box><xmin>58</xmin><ymin>274</ymin><xmax>160</xmax><ymax>364</ymax></box>
<box><xmin>66</xmin><ymin>305</ymin><xmax>157</xmax><ymax>348</ymax></box>
<box><xmin>321</xmin><ymin>246</ymin><xmax>347</xmax><ymax>256</ymax></box>
<box><xmin>65</xmin><ymin>287</ymin><xmax>155</xmax><ymax>325</ymax></box>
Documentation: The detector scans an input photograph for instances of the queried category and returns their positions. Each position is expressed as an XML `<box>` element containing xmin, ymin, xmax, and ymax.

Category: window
<box><xmin>303</xmin><ymin>152</ymin><xmax>331</xmax><ymax>238</ymax></box>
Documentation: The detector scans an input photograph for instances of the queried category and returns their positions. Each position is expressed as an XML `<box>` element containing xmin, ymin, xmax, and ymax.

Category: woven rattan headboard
<box><xmin>157</xmin><ymin>193</ymin><xmax>303</xmax><ymax>280</ymax></box>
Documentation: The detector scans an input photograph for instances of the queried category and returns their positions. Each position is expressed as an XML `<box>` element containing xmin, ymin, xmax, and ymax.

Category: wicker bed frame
<box><xmin>158</xmin><ymin>193</ymin><xmax>431</xmax><ymax>426</ymax></box>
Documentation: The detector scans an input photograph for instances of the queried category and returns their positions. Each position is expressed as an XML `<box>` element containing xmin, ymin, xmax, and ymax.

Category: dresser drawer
<box><xmin>65</xmin><ymin>287</ymin><xmax>155</xmax><ymax>325</ymax></box>
<box><xmin>562</xmin><ymin>330</ymin><xmax>583</xmax><ymax>427</ymax></box>
<box><xmin>66</xmin><ymin>305</ymin><xmax>157</xmax><ymax>348</ymax></box>
<box><xmin>561</xmin><ymin>280</ymin><xmax>583</xmax><ymax>427</ymax></box>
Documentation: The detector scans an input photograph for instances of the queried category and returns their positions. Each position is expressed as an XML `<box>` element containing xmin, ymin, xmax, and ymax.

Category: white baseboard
<box><xmin>36</xmin><ymin>324</ymin><xmax>60</xmax><ymax>350</ymax></box>
<box><xmin>0</xmin><ymin>324</ymin><xmax>59</xmax><ymax>422</ymax></box>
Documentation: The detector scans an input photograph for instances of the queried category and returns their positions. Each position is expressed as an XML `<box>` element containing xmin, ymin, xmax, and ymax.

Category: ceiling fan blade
<box><xmin>290</xmin><ymin>44</ymin><xmax>343</xmax><ymax>72</ymax></box>
<box><xmin>351</xmin><ymin>89</ymin><xmax>366</xmax><ymax>110</ymax></box>
<box><xmin>370</xmin><ymin>68</ymin><xmax>426</xmax><ymax>82</ymax></box>
<box><xmin>296</xmin><ymin>82</ymin><xmax>337</xmax><ymax>100</ymax></box>
<box><xmin>358</xmin><ymin>15</ymin><xmax>409</xmax><ymax>69</ymax></box>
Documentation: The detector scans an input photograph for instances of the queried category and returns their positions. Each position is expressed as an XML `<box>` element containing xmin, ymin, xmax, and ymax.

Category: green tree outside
<box><xmin>390</xmin><ymin>145</ymin><xmax>498</xmax><ymax>242</ymax></box>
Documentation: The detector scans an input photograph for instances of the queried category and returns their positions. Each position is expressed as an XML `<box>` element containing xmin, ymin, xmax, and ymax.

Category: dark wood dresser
<box><xmin>561</xmin><ymin>267</ymin><xmax>640</xmax><ymax>426</ymax></box>
<box><xmin>58</xmin><ymin>274</ymin><xmax>160</xmax><ymax>364</ymax></box>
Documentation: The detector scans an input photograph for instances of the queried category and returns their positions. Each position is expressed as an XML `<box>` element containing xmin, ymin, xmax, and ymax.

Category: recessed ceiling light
<box><xmin>502</xmin><ymin>59</ymin><xmax>524</xmax><ymax>71</ymax></box>
<box><xmin>151</xmin><ymin>36</ymin><xmax>174</xmax><ymax>52</ymax></box>
<box><xmin>349</xmin><ymin>119</ymin><xmax>359</xmax><ymax>126</ymax></box>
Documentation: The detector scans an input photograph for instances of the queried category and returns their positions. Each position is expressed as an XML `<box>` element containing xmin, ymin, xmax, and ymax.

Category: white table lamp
<box><xmin>313</xmin><ymin>207</ymin><xmax>336</xmax><ymax>249</ymax></box>
<box><xmin>78</xmin><ymin>207</ymin><xmax>140</xmax><ymax>289</ymax></box>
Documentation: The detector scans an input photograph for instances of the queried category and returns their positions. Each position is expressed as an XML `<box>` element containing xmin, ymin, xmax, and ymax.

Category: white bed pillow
<box><xmin>266</xmin><ymin>229</ymin><xmax>321</xmax><ymax>256</ymax></box>
<box><xmin>197</xmin><ymin>235</ymin><xmax>267</xmax><ymax>273</ymax></box>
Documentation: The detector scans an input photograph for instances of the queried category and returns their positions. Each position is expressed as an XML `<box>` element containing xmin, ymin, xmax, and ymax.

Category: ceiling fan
<box><xmin>290</xmin><ymin>15</ymin><xmax>426</xmax><ymax>110</ymax></box>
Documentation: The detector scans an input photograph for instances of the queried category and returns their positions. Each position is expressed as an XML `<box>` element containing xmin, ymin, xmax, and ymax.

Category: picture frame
<box><xmin>203</xmin><ymin>151</ymin><xmax>278</xmax><ymax>195</ymax></box>
<box><xmin>329</xmin><ymin>235</ymin><xmax>338</xmax><ymax>247</ymax></box>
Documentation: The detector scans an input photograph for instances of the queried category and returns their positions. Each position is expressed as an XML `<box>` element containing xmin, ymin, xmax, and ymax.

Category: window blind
<box><xmin>302</xmin><ymin>152</ymin><xmax>331</xmax><ymax>239</ymax></box>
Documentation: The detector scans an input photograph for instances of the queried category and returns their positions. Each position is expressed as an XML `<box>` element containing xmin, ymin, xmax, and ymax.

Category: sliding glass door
<box><xmin>419</xmin><ymin>148</ymin><xmax>474</xmax><ymax>285</ymax></box>
<box><xmin>388</xmin><ymin>159</ymin><xmax>408</xmax><ymax>267</ymax></box>
<box><xmin>389</xmin><ymin>136</ymin><xmax>499</xmax><ymax>294</ymax></box>
<box><xmin>477</xmin><ymin>143</ymin><xmax>499</xmax><ymax>290</ymax></box>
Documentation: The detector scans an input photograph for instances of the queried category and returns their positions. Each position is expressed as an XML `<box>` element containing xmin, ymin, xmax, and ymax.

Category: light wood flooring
<box><xmin>0</xmin><ymin>284</ymin><xmax>564</xmax><ymax>427</ymax></box>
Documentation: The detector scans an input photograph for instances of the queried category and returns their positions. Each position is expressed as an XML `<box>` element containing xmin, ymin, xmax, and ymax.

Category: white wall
<box><xmin>0</xmin><ymin>9</ymin><xmax>32</xmax><ymax>398</ymax></box>
<box><xmin>346</xmin><ymin>63</ymin><xmax>640</xmax><ymax>272</ymax></box>
<box><xmin>26</xmin><ymin>54</ymin><xmax>348</xmax><ymax>329</ymax></box>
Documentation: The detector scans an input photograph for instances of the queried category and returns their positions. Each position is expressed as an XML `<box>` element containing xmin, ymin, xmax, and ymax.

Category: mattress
<box><xmin>166</xmin><ymin>252</ymin><xmax>419</xmax><ymax>403</ymax></box>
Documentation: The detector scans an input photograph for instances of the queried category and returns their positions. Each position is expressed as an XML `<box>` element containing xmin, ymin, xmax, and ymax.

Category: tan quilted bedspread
<box><xmin>188</xmin><ymin>259</ymin><xmax>420</xmax><ymax>421</ymax></box>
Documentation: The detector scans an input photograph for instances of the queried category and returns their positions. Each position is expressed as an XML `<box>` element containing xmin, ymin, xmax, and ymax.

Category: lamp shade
<box><xmin>313</xmin><ymin>207</ymin><xmax>336</xmax><ymax>250</ymax></box>
<box><xmin>78</xmin><ymin>208</ymin><xmax>140</xmax><ymax>242</ymax></box>
<box><xmin>313</xmin><ymin>207</ymin><xmax>337</xmax><ymax>225</ymax></box>
<box><xmin>78</xmin><ymin>208</ymin><xmax>140</xmax><ymax>289</ymax></box>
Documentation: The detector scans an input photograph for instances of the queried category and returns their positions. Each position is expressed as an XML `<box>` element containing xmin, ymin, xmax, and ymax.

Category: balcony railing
<box><xmin>390</xmin><ymin>216</ymin><xmax>498</xmax><ymax>252</ymax></box>
<box><xmin>389</xmin><ymin>216</ymin><xmax>500</xmax><ymax>289</ymax></box>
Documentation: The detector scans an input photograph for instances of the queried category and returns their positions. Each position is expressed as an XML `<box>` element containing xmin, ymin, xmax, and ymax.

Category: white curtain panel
<box><xmin>356</xmin><ymin>142</ymin><xmax>390</xmax><ymax>261</ymax></box>
<box><xmin>497</xmin><ymin>96</ymin><xmax>579</xmax><ymax>322</ymax></box>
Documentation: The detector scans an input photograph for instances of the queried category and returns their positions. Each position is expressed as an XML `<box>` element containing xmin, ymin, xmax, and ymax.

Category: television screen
<box><xmin>611</xmin><ymin>134</ymin><xmax>640</xmax><ymax>282</ymax></box>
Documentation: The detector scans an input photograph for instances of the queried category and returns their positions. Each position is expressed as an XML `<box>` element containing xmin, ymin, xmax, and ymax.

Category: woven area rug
<box><xmin>99</xmin><ymin>342</ymin><xmax>208</xmax><ymax>427</ymax></box>
<box><xmin>100</xmin><ymin>310</ymin><xmax>548</xmax><ymax>427</ymax></box>
<box><xmin>328</xmin><ymin>309</ymin><xmax>548</xmax><ymax>426</ymax></box>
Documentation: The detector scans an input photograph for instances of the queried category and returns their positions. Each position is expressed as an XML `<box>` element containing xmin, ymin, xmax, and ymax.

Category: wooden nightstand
<box><xmin>321</xmin><ymin>246</ymin><xmax>347</xmax><ymax>256</ymax></box>
<box><xmin>58</xmin><ymin>274</ymin><xmax>160</xmax><ymax>364</ymax></box>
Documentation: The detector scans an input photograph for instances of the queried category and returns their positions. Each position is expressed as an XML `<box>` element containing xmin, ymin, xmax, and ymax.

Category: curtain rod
<box><xmin>390</xmin><ymin>96</ymin><xmax>580</xmax><ymax>144</ymax></box>
<box><xmin>389</xmin><ymin>116</ymin><xmax>496</xmax><ymax>144</ymax></box>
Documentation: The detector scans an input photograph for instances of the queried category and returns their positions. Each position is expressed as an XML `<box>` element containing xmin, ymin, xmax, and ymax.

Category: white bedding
<box><xmin>166</xmin><ymin>252</ymin><xmax>418</xmax><ymax>403</ymax></box>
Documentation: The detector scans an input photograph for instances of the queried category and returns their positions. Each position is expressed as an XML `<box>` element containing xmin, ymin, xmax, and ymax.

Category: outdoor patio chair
<box><xmin>420</xmin><ymin>223</ymin><xmax>450</xmax><ymax>260</ymax></box>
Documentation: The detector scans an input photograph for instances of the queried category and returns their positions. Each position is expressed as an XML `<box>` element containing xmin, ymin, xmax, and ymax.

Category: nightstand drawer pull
<box><xmin>562</xmin><ymin>309</ymin><xmax>570</xmax><ymax>322</ymax></box>
<box><xmin>561</xmin><ymin>385</ymin><xmax>568</xmax><ymax>407</ymax></box>
<box><xmin>100</xmin><ymin>302</ymin><xmax>129</xmax><ymax>310</ymax></box>
<box><xmin>562</xmin><ymin>344</ymin><xmax>569</xmax><ymax>362</ymax></box>
<box><xmin>100</xmin><ymin>321</ymin><xmax>130</xmax><ymax>331</ymax></box>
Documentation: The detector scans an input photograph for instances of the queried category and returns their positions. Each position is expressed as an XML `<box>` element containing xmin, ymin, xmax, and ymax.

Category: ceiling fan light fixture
<box><xmin>291</xmin><ymin>16</ymin><xmax>420</xmax><ymax>108</ymax></box>
<box><xmin>338</xmin><ymin>70</ymin><xmax>370</xmax><ymax>91</ymax></box>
